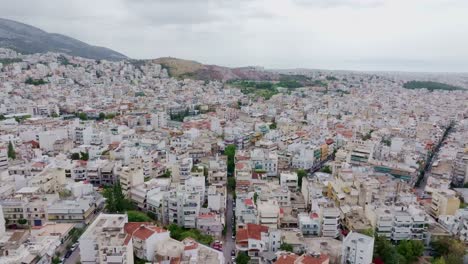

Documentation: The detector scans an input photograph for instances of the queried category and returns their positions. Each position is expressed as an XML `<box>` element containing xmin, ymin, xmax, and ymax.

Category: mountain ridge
<box><xmin>0</xmin><ymin>18</ymin><xmax>127</xmax><ymax>61</ymax></box>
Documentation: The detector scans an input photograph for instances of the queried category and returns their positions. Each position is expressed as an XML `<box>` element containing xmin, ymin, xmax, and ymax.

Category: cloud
<box><xmin>293</xmin><ymin>0</ymin><xmax>385</xmax><ymax>8</ymax></box>
<box><xmin>0</xmin><ymin>0</ymin><xmax>467</xmax><ymax>71</ymax></box>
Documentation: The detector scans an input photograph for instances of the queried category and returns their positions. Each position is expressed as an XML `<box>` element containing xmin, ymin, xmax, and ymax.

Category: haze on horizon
<box><xmin>1</xmin><ymin>0</ymin><xmax>467</xmax><ymax>72</ymax></box>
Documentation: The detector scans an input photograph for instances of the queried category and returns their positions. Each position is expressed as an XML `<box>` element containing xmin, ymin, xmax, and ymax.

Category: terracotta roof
<box><xmin>236</xmin><ymin>223</ymin><xmax>268</xmax><ymax>242</ymax></box>
<box><xmin>274</xmin><ymin>253</ymin><xmax>299</xmax><ymax>264</ymax></box>
<box><xmin>124</xmin><ymin>222</ymin><xmax>167</xmax><ymax>241</ymax></box>
<box><xmin>298</xmin><ymin>254</ymin><xmax>330</xmax><ymax>264</ymax></box>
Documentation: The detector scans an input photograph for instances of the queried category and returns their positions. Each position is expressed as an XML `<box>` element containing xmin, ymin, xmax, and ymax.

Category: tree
<box><xmin>296</xmin><ymin>169</ymin><xmax>306</xmax><ymax>188</ymax></box>
<box><xmin>431</xmin><ymin>237</ymin><xmax>465</xmax><ymax>264</ymax></box>
<box><xmin>103</xmin><ymin>182</ymin><xmax>134</xmax><ymax>213</ymax></box>
<box><xmin>269</xmin><ymin>121</ymin><xmax>277</xmax><ymax>130</ymax></box>
<box><xmin>0</xmin><ymin>114</ymin><xmax>6</xmax><ymax>120</ymax></box>
<box><xmin>98</xmin><ymin>112</ymin><xmax>106</xmax><ymax>120</ymax></box>
<box><xmin>396</xmin><ymin>240</ymin><xmax>424</xmax><ymax>264</ymax></box>
<box><xmin>225</xmin><ymin>145</ymin><xmax>236</xmax><ymax>176</ymax></box>
<box><xmin>235</xmin><ymin>252</ymin><xmax>250</xmax><ymax>264</ymax></box>
<box><xmin>433</xmin><ymin>257</ymin><xmax>446</xmax><ymax>264</ymax></box>
<box><xmin>320</xmin><ymin>165</ymin><xmax>332</xmax><ymax>174</ymax></box>
<box><xmin>80</xmin><ymin>152</ymin><xmax>89</xmax><ymax>161</ymax></box>
<box><xmin>7</xmin><ymin>141</ymin><xmax>16</xmax><ymax>160</ymax></box>
<box><xmin>71</xmin><ymin>152</ymin><xmax>80</xmax><ymax>160</ymax></box>
<box><xmin>18</xmin><ymin>218</ymin><xmax>28</xmax><ymax>225</ymax></box>
<box><xmin>279</xmin><ymin>243</ymin><xmax>294</xmax><ymax>252</ymax></box>
<box><xmin>77</xmin><ymin>112</ymin><xmax>88</xmax><ymax>120</ymax></box>
<box><xmin>253</xmin><ymin>192</ymin><xmax>258</xmax><ymax>205</ymax></box>
<box><xmin>161</xmin><ymin>170</ymin><xmax>171</xmax><ymax>178</ymax></box>
<box><xmin>127</xmin><ymin>211</ymin><xmax>152</xmax><ymax>222</ymax></box>
<box><xmin>228</xmin><ymin>177</ymin><xmax>236</xmax><ymax>192</ymax></box>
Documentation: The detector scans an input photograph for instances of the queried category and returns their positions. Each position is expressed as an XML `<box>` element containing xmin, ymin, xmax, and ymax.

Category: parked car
<box><xmin>64</xmin><ymin>250</ymin><xmax>73</xmax><ymax>258</ymax></box>
<box><xmin>231</xmin><ymin>250</ymin><xmax>236</xmax><ymax>256</ymax></box>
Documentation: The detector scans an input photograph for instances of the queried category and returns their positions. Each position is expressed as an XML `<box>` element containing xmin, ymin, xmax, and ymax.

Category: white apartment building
<box><xmin>258</xmin><ymin>200</ymin><xmax>280</xmax><ymax>229</ymax></box>
<box><xmin>165</xmin><ymin>186</ymin><xmax>201</xmax><ymax>229</ymax></box>
<box><xmin>74</xmin><ymin>124</ymin><xmax>93</xmax><ymax>145</ymax></box>
<box><xmin>298</xmin><ymin>212</ymin><xmax>321</xmax><ymax>236</ymax></box>
<box><xmin>79</xmin><ymin>213</ymin><xmax>134</xmax><ymax>264</ymax></box>
<box><xmin>235</xmin><ymin>198</ymin><xmax>258</xmax><ymax>229</ymax></box>
<box><xmin>118</xmin><ymin>165</ymin><xmax>144</xmax><ymax>197</ymax></box>
<box><xmin>280</xmin><ymin>172</ymin><xmax>298</xmax><ymax>191</ymax></box>
<box><xmin>342</xmin><ymin>231</ymin><xmax>374</xmax><ymax>264</ymax></box>
<box><xmin>251</xmin><ymin>148</ymin><xmax>278</xmax><ymax>177</ymax></box>
<box><xmin>321</xmin><ymin>207</ymin><xmax>341</xmax><ymax>238</ymax></box>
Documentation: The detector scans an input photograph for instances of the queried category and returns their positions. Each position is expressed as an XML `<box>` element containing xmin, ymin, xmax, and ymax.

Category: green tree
<box><xmin>433</xmin><ymin>257</ymin><xmax>446</xmax><ymax>264</ymax></box>
<box><xmin>80</xmin><ymin>152</ymin><xmax>89</xmax><ymax>161</ymax></box>
<box><xmin>296</xmin><ymin>169</ymin><xmax>306</xmax><ymax>188</ymax></box>
<box><xmin>374</xmin><ymin>235</ymin><xmax>402</xmax><ymax>264</ymax></box>
<box><xmin>235</xmin><ymin>252</ymin><xmax>251</xmax><ymax>264</ymax></box>
<box><xmin>279</xmin><ymin>243</ymin><xmax>294</xmax><ymax>252</ymax></box>
<box><xmin>320</xmin><ymin>165</ymin><xmax>332</xmax><ymax>174</ymax></box>
<box><xmin>225</xmin><ymin>145</ymin><xmax>236</xmax><ymax>176</ymax></box>
<box><xmin>77</xmin><ymin>112</ymin><xmax>88</xmax><ymax>120</ymax></box>
<box><xmin>269</xmin><ymin>121</ymin><xmax>277</xmax><ymax>130</ymax></box>
<box><xmin>228</xmin><ymin>177</ymin><xmax>236</xmax><ymax>192</ymax></box>
<box><xmin>103</xmin><ymin>182</ymin><xmax>134</xmax><ymax>213</ymax></box>
<box><xmin>253</xmin><ymin>192</ymin><xmax>258</xmax><ymax>205</ymax></box>
<box><xmin>98</xmin><ymin>112</ymin><xmax>106</xmax><ymax>120</ymax></box>
<box><xmin>127</xmin><ymin>211</ymin><xmax>152</xmax><ymax>222</ymax></box>
<box><xmin>0</xmin><ymin>114</ymin><xmax>5</xmax><ymax>120</ymax></box>
<box><xmin>7</xmin><ymin>141</ymin><xmax>16</xmax><ymax>160</ymax></box>
<box><xmin>431</xmin><ymin>237</ymin><xmax>465</xmax><ymax>264</ymax></box>
<box><xmin>71</xmin><ymin>152</ymin><xmax>80</xmax><ymax>160</ymax></box>
<box><xmin>161</xmin><ymin>170</ymin><xmax>171</xmax><ymax>178</ymax></box>
<box><xmin>396</xmin><ymin>240</ymin><xmax>424</xmax><ymax>264</ymax></box>
<box><xmin>18</xmin><ymin>218</ymin><xmax>28</xmax><ymax>225</ymax></box>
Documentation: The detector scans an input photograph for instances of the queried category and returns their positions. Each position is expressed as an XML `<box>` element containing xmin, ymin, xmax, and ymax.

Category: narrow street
<box><xmin>223</xmin><ymin>193</ymin><xmax>235</xmax><ymax>263</ymax></box>
<box><xmin>64</xmin><ymin>248</ymin><xmax>80</xmax><ymax>264</ymax></box>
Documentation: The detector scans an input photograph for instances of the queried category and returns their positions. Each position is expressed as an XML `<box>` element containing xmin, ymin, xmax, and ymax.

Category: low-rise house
<box><xmin>124</xmin><ymin>222</ymin><xmax>170</xmax><ymax>262</ymax></box>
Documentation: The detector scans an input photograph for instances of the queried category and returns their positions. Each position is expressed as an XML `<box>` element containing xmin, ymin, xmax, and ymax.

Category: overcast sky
<box><xmin>1</xmin><ymin>0</ymin><xmax>468</xmax><ymax>72</ymax></box>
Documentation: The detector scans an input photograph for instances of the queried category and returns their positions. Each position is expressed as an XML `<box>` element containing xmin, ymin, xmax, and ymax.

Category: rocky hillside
<box><xmin>0</xmin><ymin>18</ymin><xmax>127</xmax><ymax>61</ymax></box>
<box><xmin>153</xmin><ymin>57</ymin><xmax>280</xmax><ymax>81</ymax></box>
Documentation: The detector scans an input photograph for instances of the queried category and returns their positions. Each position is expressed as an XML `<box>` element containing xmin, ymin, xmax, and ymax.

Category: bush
<box><xmin>127</xmin><ymin>211</ymin><xmax>152</xmax><ymax>222</ymax></box>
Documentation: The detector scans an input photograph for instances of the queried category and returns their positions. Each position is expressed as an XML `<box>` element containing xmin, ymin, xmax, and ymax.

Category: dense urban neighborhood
<box><xmin>0</xmin><ymin>47</ymin><xmax>467</xmax><ymax>264</ymax></box>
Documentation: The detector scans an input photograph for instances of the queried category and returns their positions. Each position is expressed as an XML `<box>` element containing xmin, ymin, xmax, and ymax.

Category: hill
<box><xmin>0</xmin><ymin>18</ymin><xmax>127</xmax><ymax>61</ymax></box>
<box><xmin>153</xmin><ymin>57</ymin><xmax>280</xmax><ymax>81</ymax></box>
<box><xmin>403</xmin><ymin>81</ymin><xmax>464</xmax><ymax>91</ymax></box>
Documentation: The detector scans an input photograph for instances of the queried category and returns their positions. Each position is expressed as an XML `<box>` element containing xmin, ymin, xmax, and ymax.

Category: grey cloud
<box><xmin>293</xmin><ymin>0</ymin><xmax>385</xmax><ymax>8</ymax></box>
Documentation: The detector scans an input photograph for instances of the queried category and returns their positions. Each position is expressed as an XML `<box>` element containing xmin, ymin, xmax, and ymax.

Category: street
<box><xmin>223</xmin><ymin>193</ymin><xmax>235</xmax><ymax>263</ymax></box>
<box><xmin>64</xmin><ymin>248</ymin><xmax>80</xmax><ymax>264</ymax></box>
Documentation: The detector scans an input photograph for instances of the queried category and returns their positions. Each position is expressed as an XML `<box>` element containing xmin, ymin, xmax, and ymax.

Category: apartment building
<box><xmin>298</xmin><ymin>212</ymin><xmax>321</xmax><ymax>236</ymax></box>
<box><xmin>430</xmin><ymin>190</ymin><xmax>460</xmax><ymax>218</ymax></box>
<box><xmin>124</xmin><ymin>222</ymin><xmax>169</xmax><ymax>261</ymax></box>
<box><xmin>236</xmin><ymin>223</ymin><xmax>280</xmax><ymax>263</ymax></box>
<box><xmin>321</xmin><ymin>208</ymin><xmax>340</xmax><ymax>238</ymax></box>
<box><xmin>235</xmin><ymin>198</ymin><xmax>258</xmax><ymax>229</ymax></box>
<box><xmin>165</xmin><ymin>186</ymin><xmax>201</xmax><ymax>228</ymax></box>
<box><xmin>79</xmin><ymin>213</ymin><xmax>134</xmax><ymax>264</ymax></box>
<box><xmin>251</xmin><ymin>148</ymin><xmax>278</xmax><ymax>177</ymax></box>
<box><xmin>342</xmin><ymin>231</ymin><xmax>374</xmax><ymax>264</ymax></box>
<box><xmin>48</xmin><ymin>198</ymin><xmax>97</xmax><ymax>225</ymax></box>
<box><xmin>258</xmin><ymin>200</ymin><xmax>280</xmax><ymax>229</ymax></box>
<box><xmin>118</xmin><ymin>165</ymin><xmax>144</xmax><ymax>197</ymax></box>
<box><xmin>280</xmin><ymin>172</ymin><xmax>298</xmax><ymax>191</ymax></box>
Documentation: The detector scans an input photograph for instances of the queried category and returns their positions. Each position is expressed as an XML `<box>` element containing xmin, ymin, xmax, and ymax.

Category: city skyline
<box><xmin>1</xmin><ymin>0</ymin><xmax>468</xmax><ymax>72</ymax></box>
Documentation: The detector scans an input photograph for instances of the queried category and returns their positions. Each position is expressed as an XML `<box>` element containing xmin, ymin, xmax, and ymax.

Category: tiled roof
<box><xmin>274</xmin><ymin>253</ymin><xmax>299</xmax><ymax>264</ymax></box>
<box><xmin>236</xmin><ymin>223</ymin><xmax>268</xmax><ymax>242</ymax></box>
<box><xmin>124</xmin><ymin>222</ymin><xmax>167</xmax><ymax>241</ymax></box>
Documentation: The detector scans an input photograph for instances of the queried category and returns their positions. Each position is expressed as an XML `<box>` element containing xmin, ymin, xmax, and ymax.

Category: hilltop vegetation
<box><xmin>403</xmin><ymin>81</ymin><xmax>464</xmax><ymax>91</ymax></box>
